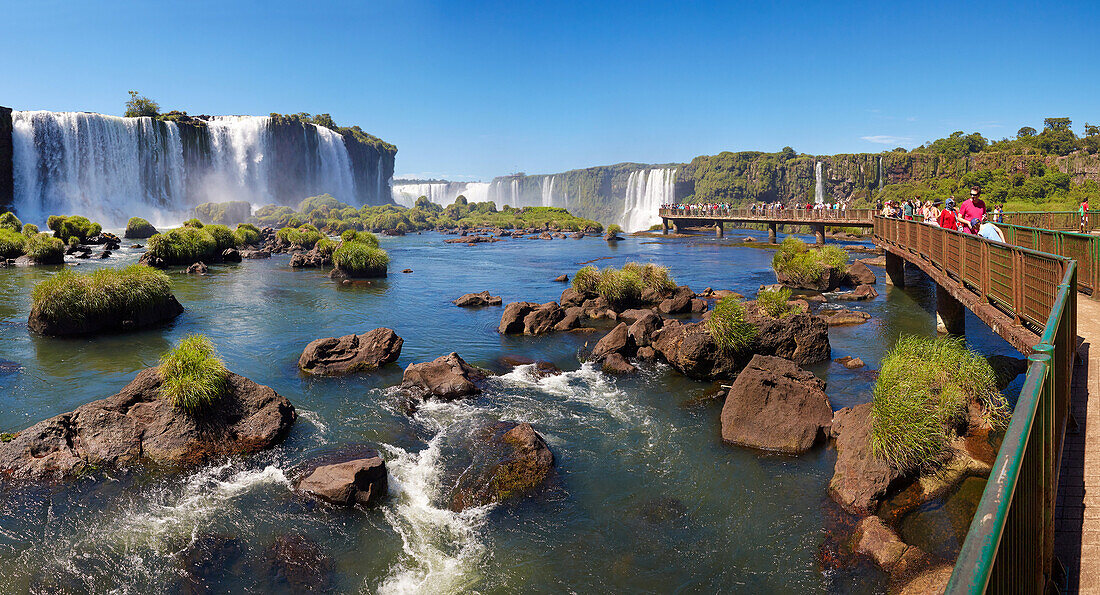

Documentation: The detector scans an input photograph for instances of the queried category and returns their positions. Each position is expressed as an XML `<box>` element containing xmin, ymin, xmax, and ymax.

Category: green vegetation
<box><xmin>870</xmin><ymin>335</ymin><xmax>1009</xmax><ymax>473</ymax></box>
<box><xmin>0</xmin><ymin>212</ymin><xmax>22</xmax><ymax>233</ymax></box>
<box><xmin>0</xmin><ymin>432</ymin><xmax>14</xmax><ymax>442</ymax></box>
<box><xmin>234</xmin><ymin>223</ymin><xmax>261</xmax><ymax>246</ymax></box>
<box><xmin>571</xmin><ymin>262</ymin><xmax>676</xmax><ymax>306</ymax></box>
<box><xmin>182</xmin><ymin>218</ymin><xmax>204</xmax><ymax>228</ymax></box>
<box><xmin>268</xmin><ymin>113</ymin><xmax>397</xmax><ymax>155</ymax></box>
<box><xmin>147</xmin><ymin>227</ymin><xmax>219</xmax><ymax>264</ymax></box>
<box><xmin>707</xmin><ymin>295</ymin><xmax>758</xmax><ymax>352</ymax></box>
<box><xmin>203</xmin><ymin>224</ymin><xmax>238</xmax><ymax>252</ymax></box>
<box><xmin>756</xmin><ymin>287</ymin><xmax>793</xmax><ymax>318</ymax></box>
<box><xmin>124</xmin><ymin>90</ymin><xmax>160</xmax><ymax>118</ymax></box>
<box><xmin>332</xmin><ymin>239</ymin><xmax>389</xmax><ymax>277</ymax></box>
<box><xmin>771</xmin><ymin>237</ymin><xmax>848</xmax><ymax>283</ymax></box>
<box><xmin>275</xmin><ymin>224</ymin><xmax>323</xmax><ymax>248</ymax></box>
<box><xmin>0</xmin><ymin>228</ymin><xmax>27</xmax><ymax>259</ymax></box>
<box><xmin>125</xmin><ymin>217</ymin><xmax>158</xmax><ymax>239</ymax></box>
<box><xmin>158</xmin><ymin>335</ymin><xmax>229</xmax><ymax>414</ymax></box>
<box><xmin>21</xmin><ymin>224</ymin><xmax>39</xmax><ymax>236</ymax></box>
<box><xmin>315</xmin><ymin>238</ymin><xmax>339</xmax><ymax>258</ymax></box>
<box><xmin>605</xmin><ymin>224</ymin><xmax>623</xmax><ymax>238</ymax></box>
<box><xmin>47</xmin><ymin>215</ymin><xmax>102</xmax><ymax>244</ymax></box>
<box><xmin>24</xmin><ymin>233</ymin><xmax>64</xmax><ymax>263</ymax></box>
<box><xmin>340</xmin><ymin>230</ymin><xmax>380</xmax><ymax>247</ymax></box>
<box><xmin>193</xmin><ymin>201</ymin><xmax>251</xmax><ymax>226</ymax></box>
<box><xmin>31</xmin><ymin>264</ymin><xmax>173</xmax><ymax>327</ymax></box>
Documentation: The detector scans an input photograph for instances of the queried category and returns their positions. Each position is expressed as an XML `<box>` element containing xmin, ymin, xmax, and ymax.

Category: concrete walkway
<box><xmin>1055</xmin><ymin>295</ymin><xmax>1100</xmax><ymax>593</ymax></box>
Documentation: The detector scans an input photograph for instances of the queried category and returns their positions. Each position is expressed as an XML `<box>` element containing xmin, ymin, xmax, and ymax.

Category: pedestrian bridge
<box><xmin>657</xmin><ymin>205</ymin><xmax>1100</xmax><ymax>592</ymax></box>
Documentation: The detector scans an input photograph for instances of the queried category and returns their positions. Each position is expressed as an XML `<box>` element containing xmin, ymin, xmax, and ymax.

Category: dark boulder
<box><xmin>523</xmin><ymin>302</ymin><xmax>565</xmax><ymax>335</ymax></box>
<box><xmin>559</xmin><ymin>288</ymin><xmax>586</xmax><ymax>308</ymax></box>
<box><xmin>836</xmin><ymin>284</ymin><xmax>879</xmax><ymax>301</ymax></box>
<box><xmin>296</xmin><ymin>455</ymin><xmax>388</xmax><ymax>506</ymax></box>
<box><xmin>264</xmin><ymin>534</ymin><xmax>333</xmax><ymax>592</ymax></box>
<box><xmin>819</xmin><ymin>309</ymin><xmax>871</xmax><ymax>326</ymax></box>
<box><xmin>720</xmin><ymin>355</ymin><xmax>832</xmax><ymax>454</ymax></box>
<box><xmin>186</xmin><ymin>262</ymin><xmax>208</xmax><ymax>275</ymax></box>
<box><xmin>297</xmin><ymin>328</ymin><xmax>403</xmax><ymax>375</ymax></box>
<box><xmin>498</xmin><ymin>302</ymin><xmax>538</xmax><ymax>334</ymax></box>
<box><xmin>846</xmin><ymin>261</ymin><xmax>877</xmax><ymax>285</ymax></box>
<box><xmin>453</xmin><ymin>291</ymin><xmax>503</xmax><ymax>307</ymax></box>
<box><xmin>776</xmin><ymin>266</ymin><xmax>847</xmax><ymax>292</ymax></box>
<box><xmin>451</xmin><ymin>421</ymin><xmax>554</xmax><ymax>511</ymax></box>
<box><xmin>657</xmin><ymin>286</ymin><xmax>695</xmax><ymax>314</ymax></box>
<box><xmin>601</xmin><ymin>352</ymin><xmax>637</xmax><ymax>374</ymax></box>
<box><xmin>591</xmin><ymin>322</ymin><xmax>634</xmax><ymax>361</ymax></box>
<box><xmin>829</xmin><ymin>403</ymin><xmax>904</xmax><ymax>515</ymax></box>
<box><xmin>240</xmin><ymin>249</ymin><xmax>271</xmax><ymax>259</ymax></box>
<box><xmin>0</xmin><ymin>368</ymin><xmax>296</xmax><ymax>480</ymax></box>
<box><xmin>627</xmin><ymin>310</ymin><xmax>663</xmax><ymax>347</ymax></box>
<box><xmin>834</xmin><ymin>356</ymin><xmax>865</xmax><ymax>369</ymax></box>
<box><xmin>401</xmin><ymin>352</ymin><xmax>487</xmax><ymax>400</ymax></box>
<box><xmin>553</xmin><ymin>306</ymin><xmax>585</xmax><ymax>331</ymax></box>
<box><xmin>554</xmin><ymin>274</ymin><xmax>569</xmax><ymax>282</ymax></box>
<box><xmin>221</xmin><ymin>248</ymin><xmax>242</xmax><ymax>263</ymax></box>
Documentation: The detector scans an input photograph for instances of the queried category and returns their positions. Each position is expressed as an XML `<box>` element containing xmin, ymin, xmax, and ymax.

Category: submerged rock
<box><xmin>819</xmin><ymin>309</ymin><xmax>871</xmax><ymax>326</ymax></box>
<box><xmin>453</xmin><ymin>291</ymin><xmax>503</xmax><ymax>307</ymax></box>
<box><xmin>264</xmin><ymin>534</ymin><xmax>334</xmax><ymax>592</ymax></box>
<box><xmin>554</xmin><ymin>274</ymin><xmax>569</xmax><ymax>282</ymax></box>
<box><xmin>0</xmin><ymin>368</ymin><xmax>296</xmax><ymax>481</ymax></box>
<box><xmin>401</xmin><ymin>352</ymin><xmax>487</xmax><ymax>400</ymax></box>
<box><xmin>834</xmin><ymin>356</ymin><xmax>866</xmax><ymax>369</ymax></box>
<box><xmin>186</xmin><ymin>262</ymin><xmax>208</xmax><ymax>275</ymax></box>
<box><xmin>451</xmin><ymin>421</ymin><xmax>554</xmax><ymax>511</ymax></box>
<box><xmin>297</xmin><ymin>328</ymin><xmax>403</xmax><ymax>375</ymax></box>
<box><xmin>296</xmin><ymin>455</ymin><xmax>388</xmax><ymax>507</ymax></box>
<box><xmin>836</xmin><ymin>284</ymin><xmax>879</xmax><ymax>301</ymax></box>
<box><xmin>720</xmin><ymin>355</ymin><xmax>832</xmax><ymax>454</ymax></box>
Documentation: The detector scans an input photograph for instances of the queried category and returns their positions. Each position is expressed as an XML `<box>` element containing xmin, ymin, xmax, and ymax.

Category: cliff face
<box><xmin>678</xmin><ymin>151</ymin><xmax>1100</xmax><ymax>205</ymax></box>
<box><xmin>0</xmin><ymin>106</ymin><xmax>12</xmax><ymax>210</ymax></box>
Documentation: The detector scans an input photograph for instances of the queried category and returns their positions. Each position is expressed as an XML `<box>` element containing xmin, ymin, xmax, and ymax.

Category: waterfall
<box><xmin>11</xmin><ymin>111</ymin><xmax>389</xmax><ymax>227</ymax></box>
<box><xmin>814</xmin><ymin>161</ymin><xmax>824</xmax><ymax>205</ymax></box>
<box><xmin>390</xmin><ymin>182</ymin><xmax>490</xmax><ymax>207</ymax></box>
<box><xmin>877</xmin><ymin>156</ymin><xmax>885</xmax><ymax>192</ymax></box>
<box><xmin>621</xmin><ymin>167</ymin><xmax>676</xmax><ymax>231</ymax></box>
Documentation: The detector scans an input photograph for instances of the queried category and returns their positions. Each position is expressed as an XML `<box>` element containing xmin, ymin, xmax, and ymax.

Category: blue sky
<box><xmin>3</xmin><ymin>0</ymin><xmax>1098</xmax><ymax>180</ymax></box>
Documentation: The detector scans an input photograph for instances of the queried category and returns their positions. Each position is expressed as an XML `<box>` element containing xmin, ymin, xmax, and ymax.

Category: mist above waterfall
<box><xmin>11</xmin><ymin>111</ymin><xmax>394</xmax><ymax>227</ymax></box>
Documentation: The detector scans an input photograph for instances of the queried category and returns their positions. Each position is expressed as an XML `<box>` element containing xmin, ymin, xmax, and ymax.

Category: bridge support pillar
<box><xmin>885</xmin><ymin>252</ymin><xmax>905</xmax><ymax>287</ymax></box>
<box><xmin>714</xmin><ymin>221</ymin><xmax>724</xmax><ymax>238</ymax></box>
<box><xmin>936</xmin><ymin>283</ymin><xmax>965</xmax><ymax>335</ymax></box>
<box><xmin>768</xmin><ymin>223</ymin><xmax>777</xmax><ymax>244</ymax></box>
<box><xmin>813</xmin><ymin>224</ymin><xmax>825</xmax><ymax>245</ymax></box>
<box><xmin>662</xmin><ymin>218</ymin><xmax>668</xmax><ymax>235</ymax></box>
<box><xmin>671</xmin><ymin>220</ymin><xmax>681</xmax><ymax>234</ymax></box>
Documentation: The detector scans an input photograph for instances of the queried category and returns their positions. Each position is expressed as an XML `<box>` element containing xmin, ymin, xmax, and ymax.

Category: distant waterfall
<box><xmin>391</xmin><ymin>182</ymin><xmax>490</xmax><ymax>207</ymax></box>
<box><xmin>814</xmin><ymin>161</ymin><xmax>824</xmax><ymax>205</ymax></box>
<box><xmin>621</xmin><ymin>168</ymin><xmax>676</xmax><ymax>231</ymax></box>
<box><xmin>11</xmin><ymin>111</ymin><xmax>391</xmax><ymax>227</ymax></box>
<box><xmin>877</xmin><ymin>156</ymin><xmax>885</xmax><ymax>192</ymax></box>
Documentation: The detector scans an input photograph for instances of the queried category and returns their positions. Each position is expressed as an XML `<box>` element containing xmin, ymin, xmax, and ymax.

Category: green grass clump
<box><xmin>772</xmin><ymin>237</ymin><xmax>849</xmax><ymax>284</ymax></box>
<box><xmin>203</xmin><ymin>224</ymin><xmax>238</xmax><ymax>251</ymax></box>
<box><xmin>332</xmin><ymin>241</ymin><xmax>389</xmax><ymax>277</ymax></box>
<box><xmin>234</xmin><ymin>223</ymin><xmax>261</xmax><ymax>246</ymax></box>
<box><xmin>31</xmin><ymin>264</ymin><xmax>173</xmax><ymax>326</ymax></box>
<box><xmin>24</xmin><ymin>233</ymin><xmax>64</xmax><ymax>263</ymax></box>
<box><xmin>276</xmin><ymin>225</ymin><xmax>322</xmax><ymax>248</ymax></box>
<box><xmin>158</xmin><ymin>335</ymin><xmax>228</xmax><ymax>414</ymax></box>
<box><xmin>21</xmin><ymin>223</ymin><xmax>39</xmax><ymax>236</ymax></box>
<box><xmin>0</xmin><ymin>212</ymin><xmax>22</xmax><ymax>233</ymax></box>
<box><xmin>315</xmin><ymin>238</ymin><xmax>338</xmax><ymax>258</ymax></box>
<box><xmin>757</xmin><ymin>287</ymin><xmax>793</xmax><ymax>318</ymax></box>
<box><xmin>622</xmin><ymin>262</ymin><xmax>676</xmax><ymax>294</ymax></box>
<box><xmin>707</xmin><ymin>295</ymin><xmax>758</xmax><ymax>352</ymax></box>
<box><xmin>572</xmin><ymin>266</ymin><xmax>600</xmax><ymax>294</ymax></box>
<box><xmin>572</xmin><ymin>262</ymin><xmax>676</xmax><ymax>305</ymax></box>
<box><xmin>605</xmin><ymin>224</ymin><xmax>623</xmax><ymax>237</ymax></box>
<box><xmin>595</xmin><ymin>266</ymin><xmax>644</xmax><ymax>306</ymax></box>
<box><xmin>47</xmin><ymin>215</ymin><xmax>102</xmax><ymax>244</ymax></box>
<box><xmin>341</xmin><ymin>230</ymin><xmax>380</xmax><ymax>247</ymax></box>
<box><xmin>0</xmin><ymin>228</ymin><xmax>27</xmax><ymax>259</ymax></box>
<box><xmin>124</xmin><ymin>217</ymin><xmax>158</xmax><ymax>239</ymax></box>
<box><xmin>147</xmin><ymin>227</ymin><xmax>218</xmax><ymax>264</ymax></box>
<box><xmin>183</xmin><ymin>218</ymin><xmax>204</xmax><ymax>228</ymax></box>
<box><xmin>870</xmin><ymin>335</ymin><xmax>1009</xmax><ymax>473</ymax></box>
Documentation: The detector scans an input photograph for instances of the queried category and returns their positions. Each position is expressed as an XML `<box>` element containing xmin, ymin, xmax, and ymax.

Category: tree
<box><xmin>1017</xmin><ymin>126</ymin><xmax>1037</xmax><ymax>138</ymax></box>
<box><xmin>124</xmin><ymin>91</ymin><xmax>160</xmax><ymax>117</ymax></box>
<box><xmin>1044</xmin><ymin>117</ymin><xmax>1072</xmax><ymax>132</ymax></box>
<box><xmin>311</xmin><ymin>113</ymin><xmax>337</xmax><ymax>129</ymax></box>
<box><xmin>779</xmin><ymin>146</ymin><xmax>796</xmax><ymax>160</ymax></box>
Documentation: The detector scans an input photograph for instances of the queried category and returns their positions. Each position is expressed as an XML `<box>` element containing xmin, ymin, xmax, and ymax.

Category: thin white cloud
<box><xmin>394</xmin><ymin>172</ymin><xmax>484</xmax><ymax>182</ymax></box>
<box><xmin>860</xmin><ymin>135</ymin><xmax>912</xmax><ymax>145</ymax></box>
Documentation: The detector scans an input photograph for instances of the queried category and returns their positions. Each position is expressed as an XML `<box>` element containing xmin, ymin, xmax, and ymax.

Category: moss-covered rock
<box><xmin>450</xmin><ymin>421</ymin><xmax>554</xmax><ymax>511</ymax></box>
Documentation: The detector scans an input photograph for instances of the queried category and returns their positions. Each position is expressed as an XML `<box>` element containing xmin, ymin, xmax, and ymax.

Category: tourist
<box><xmin>956</xmin><ymin>186</ymin><xmax>986</xmax><ymax>234</ymax></box>
<box><xmin>977</xmin><ymin>215</ymin><xmax>1006</xmax><ymax>243</ymax></box>
<box><xmin>902</xmin><ymin>200</ymin><xmax>914</xmax><ymax>221</ymax></box>
<box><xmin>924</xmin><ymin>201</ymin><xmax>940</xmax><ymax>224</ymax></box>
<box><xmin>1081</xmin><ymin>198</ymin><xmax>1090</xmax><ymax>232</ymax></box>
<box><xmin>938</xmin><ymin>199</ymin><xmax>959</xmax><ymax>230</ymax></box>
<box><xmin>993</xmin><ymin>204</ymin><xmax>1004</xmax><ymax>224</ymax></box>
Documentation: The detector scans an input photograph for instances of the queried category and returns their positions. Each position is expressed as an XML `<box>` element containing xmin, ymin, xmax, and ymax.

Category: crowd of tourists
<box><xmin>661</xmin><ymin>199</ymin><xmax>854</xmax><ymax>215</ymax></box>
<box><xmin>880</xmin><ymin>185</ymin><xmax>1005</xmax><ymax>242</ymax></box>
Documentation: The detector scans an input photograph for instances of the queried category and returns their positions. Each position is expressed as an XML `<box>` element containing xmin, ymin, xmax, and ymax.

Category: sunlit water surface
<box><xmin>0</xmin><ymin>229</ymin><xmax>1022</xmax><ymax>593</ymax></box>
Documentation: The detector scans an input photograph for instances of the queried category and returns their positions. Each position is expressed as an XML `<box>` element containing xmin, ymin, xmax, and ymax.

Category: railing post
<box><xmin>1012</xmin><ymin>249</ymin><xmax>1023</xmax><ymax>324</ymax></box>
<box><xmin>1033</xmin><ymin>342</ymin><xmax>1056</xmax><ymax>584</ymax></box>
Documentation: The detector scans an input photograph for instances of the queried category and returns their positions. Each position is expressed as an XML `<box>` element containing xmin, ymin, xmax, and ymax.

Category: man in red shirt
<box><xmin>938</xmin><ymin>199</ymin><xmax>959</xmax><ymax>230</ymax></box>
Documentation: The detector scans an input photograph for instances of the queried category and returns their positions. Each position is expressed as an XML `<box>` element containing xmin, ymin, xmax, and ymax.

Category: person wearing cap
<box><xmin>938</xmin><ymin>198</ymin><xmax>959</xmax><ymax>230</ymax></box>
<box><xmin>956</xmin><ymin>186</ymin><xmax>986</xmax><ymax>234</ymax></box>
<box><xmin>977</xmin><ymin>214</ymin><xmax>1006</xmax><ymax>243</ymax></box>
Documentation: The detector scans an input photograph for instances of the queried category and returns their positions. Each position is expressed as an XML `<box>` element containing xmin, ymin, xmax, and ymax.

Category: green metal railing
<box><xmin>997</xmin><ymin>222</ymin><xmax>1100</xmax><ymax>295</ymax></box>
<box><xmin>1002</xmin><ymin>210</ymin><xmax>1100</xmax><ymax>233</ymax></box>
<box><xmin>873</xmin><ymin>216</ymin><xmax>1078</xmax><ymax>593</ymax></box>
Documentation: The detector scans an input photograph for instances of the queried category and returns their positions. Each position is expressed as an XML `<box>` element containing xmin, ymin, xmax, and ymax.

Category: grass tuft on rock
<box><xmin>757</xmin><ymin>287</ymin><xmax>793</xmax><ymax>318</ymax></box>
<box><xmin>276</xmin><ymin>224</ymin><xmax>323</xmax><ymax>248</ymax></box>
<box><xmin>341</xmin><ymin>230</ymin><xmax>380</xmax><ymax>248</ymax></box>
<box><xmin>772</xmin><ymin>237</ymin><xmax>848</xmax><ymax>284</ymax></box>
<box><xmin>31</xmin><ymin>264</ymin><xmax>173</xmax><ymax>326</ymax></box>
<box><xmin>159</xmin><ymin>334</ymin><xmax>229</xmax><ymax>413</ymax></box>
<box><xmin>147</xmin><ymin>227</ymin><xmax>219</xmax><ymax>263</ymax></box>
<box><xmin>572</xmin><ymin>265</ymin><xmax>600</xmax><ymax>294</ymax></box>
<box><xmin>203</xmin><ymin>224</ymin><xmax>238</xmax><ymax>251</ymax></box>
<box><xmin>47</xmin><ymin>215</ymin><xmax>102</xmax><ymax>244</ymax></box>
<box><xmin>25</xmin><ymin>233</ymin><xmax>64</xmax><ymax>263</ymax></box>
<box><xmin>572</xmin><ymin>262</ymin><xmax>676</xmax><ymax>305</ymax></box>
<box><xmin>21</xmin><ymin>223</ymin><xmax>39</xmax><ymax>236</ymax></box>
<box><xmin>125</xmin><ymin>217</ymin><xmax>158</xmax><ymax>239</ymax></box>
<box><xmin>0</xmin><ymin>212</ymin><xmax>22</xmax><ymax>233</ymax></box>
<box><xmin>234</xmin><ymin>223</ymin><xmax>261</xmax><ymax>246</ymax></box>
<box><xmin>707</xmin><ymin>295</ymin><xmax>758</xmax><ymax>352</ymax></box>
<box><xmin>870</xmin><ymin>335</ymin><xmax>1009</xmax><ymax>473</ymax></box>
<box><xmin>0</xmin><ymin>228</ymin><xmax>27</xmax><ymax>259</ymax></box>
<box><xmin>332</xmin><ymin>241</ymin><xmax>389</xmax><ymax>277</ymax></box>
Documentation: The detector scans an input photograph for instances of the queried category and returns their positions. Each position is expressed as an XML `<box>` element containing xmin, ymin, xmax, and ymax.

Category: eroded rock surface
<box><xmin>720</xmin><ymin>355</ymin><xmax>832</xmax><ymax>454</ymax></box>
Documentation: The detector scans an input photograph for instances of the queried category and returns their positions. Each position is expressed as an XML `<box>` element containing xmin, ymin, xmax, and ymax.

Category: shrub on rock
<box><xmin>146</xmin><ymin>227</ymin><xmax>219</xmax><ymax>265</ymax></box>
<box><xmin>0</xmin><ymin>211</ymin><xmax>22</xmax><ymax>232</ymax></box>
<box><xmin>707</xmin><ymin>295</ymin><xmax>757</xmax><ymax>352</ymax></box>
<box><xmin>24</xmin><ymin>233</ymin><xmax>64</xmax><ymax>264</ymax></box>
<box><xmin>193</xmin><ymin>200</ymin><xmax>251</xmax><ymax>226</ymax></box>
<box><xmin>28</xmin><ymin>264</ymin><xmax>183</xmax><ymax>335</ymax></box>
<box><xmin>756</xmin><ymin>287</ymin><xmax>793</xmax><ymax>318</ymax></box>
<box><xmin>332</xmin><ymin>241</ymin><xmax>388</xmax><ymax>278</ymax></box>
<box><xmin>124</xmin><ymin>217</ymin><xmax>158</xmax><ymax>239</ymax></box>
<box><xmin>276</xmin><ymin>224</ymin><xmax>323</xmax><ymax>248</ymax></box>
<box><xmin>159</xmin><ymin>335</ymin><xmax>229</xmax><ymax>413</ymax></box>
<box><xmin>47</xmin><ymin>215</ymin><xmax>102</xmax><ymax>244</ymax></box>
<box><xmin>571</xmin><ymin>262</ymin><xmax>676</xmax><ymax>308</ymax></box>
<box><xmin>772</xmin><ymin>237</ymin><xmax>850</xmax><ymax>290</ymax></box>
<box><xmin>234</xmin><ymin>223</ymin><xmax>262</xmax><ymax>246</ymax></box>
<box><xmin>183</xmin><ymin>218</ymin><xmax>204</xmax><ymax>228</ymax></box>
<box><xmin>203</xmin><ymin>224</ymin><xmax>239</xmax><ymax>251</ymax></box>
<box><xmin>0</xmin><ymin>228</ymin><xmax>26</xmax><ymax>259</ymax></box>
<box><xmin>870</xmin><ymin>335</ymin><xmax>1008</xmax><ymax>473</ymax></box>
<box><xmin>21</xmin><ymin>223</ymin><xmax>38</xmax><ymax>236</ymax></box>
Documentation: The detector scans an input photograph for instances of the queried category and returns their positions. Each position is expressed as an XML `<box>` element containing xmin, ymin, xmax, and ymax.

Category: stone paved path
<box><xmin>1055</xmin><ymin>295</ymin><xmax>1100</xmax><ymax>593</ymax></box>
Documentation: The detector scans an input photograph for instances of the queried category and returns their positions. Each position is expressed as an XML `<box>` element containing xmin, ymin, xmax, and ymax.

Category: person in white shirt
<box><xmin>976</xmin><ymin>215</ymin><xmax>1005</xmax><ymax>243</ymax></box>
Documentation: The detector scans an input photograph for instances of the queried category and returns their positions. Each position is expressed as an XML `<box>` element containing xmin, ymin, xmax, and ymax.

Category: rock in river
<box><xmin>720</xmin><ymin>355</ymin><xmax>832</xmax><ymax>454</ymax></box>
<box><xmin>0</xmin><ymin>367</ymin><xmax>296</xmax><ymax>480</ymax></box>
<box><xmin>451</xmin><ymin>421</ymin><xmax>555</xmax><ymax>511</ymax></box>
<box><xmin>828</xmin><ymin>402</ymin><xmax>904</xmax><ymax>515</ymax></box>
<box><xmin>296</xmin><ymin>454</ymin><xmax>388</xmax><ymax>506</ymax></box>
<box><xmin>453</xmin><ymin>291</ymin><xmax>503</xmax><ymax>307</ymax></box>
<box><xmin>298</xmin><ymin>328</ymin><xmax>403</xmax><ymax>375</ymax></box>
<box><xmin>401</xmin><ymin>352</ymin><xmax>488</xmax><ymax>400</ymax></box>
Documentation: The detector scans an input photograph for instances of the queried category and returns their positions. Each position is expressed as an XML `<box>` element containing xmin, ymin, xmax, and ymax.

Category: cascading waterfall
<box><xmin>877</xmin><ymin>155</ymin><xmax>885</xmax><ymax>192</ymax></box>
<box><xmin>391</xmin><ymin>182</ymin><xmax>490</xmax><ymax>207</ymax></box>
<box><xmin>621</xmin><ymin>167</ymin><xmax>676</xmax><ymax>231</ymax></box>
<box><xmin>11</xmin><ymin>111</ymin><xmax>391</xmax><ymax>227</ymax></box>
<box><xmin>814</xmin><ymin>161</ymin><xmax>824</xmax><ymax>205</ymax></box>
